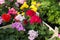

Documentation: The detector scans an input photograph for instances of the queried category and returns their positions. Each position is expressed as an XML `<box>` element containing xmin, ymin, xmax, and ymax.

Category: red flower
<box><xmin>30</xmin><ymin>15</ymin><xmax>42</xmax><ymax>24</ymax></box>
<box><xmin>2</xmin><ymin>13</ymin><xmax>11</xmax><ymax>22</ymax></box>
<box><xmin>26</xmin><ymin>10</ymin><xmax>36</xmax><ymax>17</ymax></box>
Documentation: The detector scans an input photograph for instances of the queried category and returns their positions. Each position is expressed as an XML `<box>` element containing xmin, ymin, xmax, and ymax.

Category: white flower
<box><xmin>28</xmin><ymin>30</ymin><xmax>38</xmax><ymax>40</ymax></box>
<box><xmin>15</xmin><ymin>14</ymin><xmax>25</xmax><ymax>22</ymax></box>
<box><xmin>28</xmin><ymin>36</ymin><xmax>35</xmax><ymax>40</ymax></box>
<box><xmin>17</xmin><ymin>0</ymin><xmax>26</xmax><ymax>4</ymax></box>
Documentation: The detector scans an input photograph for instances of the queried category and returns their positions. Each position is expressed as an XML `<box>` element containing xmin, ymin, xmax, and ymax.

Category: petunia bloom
<box><xmin>12</xmin><ymin>22</ymin><xmax>25</xmax><ymax>31</ymax></box>
<box><xmin>8</xmin><ymin>8</ymin><xmax>17</xmax><ymax>15</ymax></box>
<box><xmin>2</xmin><ymin>13</ymin><xmax>11</xmax><ymax>22</ymax></box>
<box><xmin>26</xmin><ymin>10</ymin><xmax>36</xmax><ymax>17</ymax></box>
<box><xmin>30</xmin><ymin>15</ymin><xmax>42</xmax><ymax>24</ymax></box>
<box><xmin>20</xmin><ymin>2</ymin><xmax>29</xmax><ymax>10</ymax></box>
<box><xmin>0</xmin><ymin>0</ymin><xmax>5</xmax><ymax>4</ymax></box>
<box><xmin>30</xmin><ymin>1</ymin><xmax>41</xmax><ymax>12</ymax></box>
<box><xmin>28</xmin><ymin>30</ymin><xmax>38</xmax><ymax>40</ymax></box>
<box><xmin>15</xmin><ymin>14</ymin><xmax>25</xmax><ymax>22</ymax></box>
<box><xmin>17</xmin><ymin>0</ymin><xmax>26</xmax><ymax>4</ymax></box>
<box><xmin>30</xmin><ymin>5</ymin><xmax>37</xmax><ymax>12</ymax></box>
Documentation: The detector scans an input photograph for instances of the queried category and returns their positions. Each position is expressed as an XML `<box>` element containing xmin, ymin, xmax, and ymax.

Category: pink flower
<box><xmin>0</xmin><ymin>0</ymin><xmax>5</xmax><ymax>4</ymax></box>
<box><xmin>8</xmin><ymin>8</ymin><xmax>17</xmax><ymax>15</ymax></box>
<box><xmin>58</xmin><ymin>34</ymin><xmax>60</xmax><ymax>38</ymax></box>
<box><xmin>15</xmin><ymin>14</ymin><xmax>25</xmax><ymax>22</ymax></box>
<box><xmin>17</xmin><ymin>0</ymin><xmax>26</xmax><ymax>4</ymax></box>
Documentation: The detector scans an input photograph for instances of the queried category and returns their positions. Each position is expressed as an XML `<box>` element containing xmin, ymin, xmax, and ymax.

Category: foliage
<box><xmin>39</xmin><ymin>0</ymin><xmax>60</xmax><ymax>25</ymax></box>
<box><xmin>0</xmin><ymin>24</ymin><xmax>53</xmax><ymax>40</ymax></box>
<box><xmin>51</xmin><ymin>37</ymin><xmax>60</xmax><ymax>40</ymax></box>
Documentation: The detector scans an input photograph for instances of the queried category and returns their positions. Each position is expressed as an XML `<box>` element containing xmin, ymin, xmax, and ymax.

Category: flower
<box><xmin>58</xmin><ymin>34</ymin><xmax>60</xmax><ymax>38</ymax></box>
<box><xmin>30</xmin><ymin>0</ymin><xmax>37</xmax><ymax>12</ymax></box>
<box><xmin>15</xmin><ymin>14</ymin><xmax>25</xmax><ymax>22</ymax></box>
<box><xmin>17</xmin><ymin>12</ymin><xmax>25</xmax><ymax>16</ymax></box>
<box><xmin>31</xmin><ymin>1</ymin><xmax>36</xmax><ymax>5</ymax></box>
<box><xmin>0</xmin><ymin>16</ymin><xmax>3</xmax><ymax>24</ymax></box>
<box><xmin>30</xmin><ymin>15</ymin><xmax>42</xmax><ymax>24</ymax></box>
<box><xmin>8</xmin><ymin>8</ymin><xmax>17</xmax><ymax>15</ymax></box>
<box><xmin>28</xmin><ymin>30</ymin><xmax>38</xmax><ymax>40</ymax></box>
<box><xmin>17</xmin><ymin>12</ymin><xmax>20</xmax><ymax>15</ymax></box>
<box><xmin>21</xmin><ymin>12</ymin><xmax>25</xmax><ymax>16</ymax></box>
<box><xmin>17</xmin><ymin>0</ymin><xmax>26</xmax><ymax>4</ymax></box>
<box><xmin>26</xmin><ymin>10</ymin><xmax>36</xmax><ymax>17</ymax></box>
<box><xmin>31</xmin><ymin>0</ymin><xmax>41</xmax><ymax>7</ymax></box>
<box><xmin>20</xmin><ymin>2</ymin><xmax>29</xmax><ymax>10</ymax></box>
<box><xmin>30</xmin><ymin>0</ymin><xmax>41</xmax><ymax>12</ymax></box>
<box><xmin>0</xmin><ymin>0</ymin><xmax>5</xmax><ymax>4</ymax></box>
<box><xmin>2</xmin><ymin>13</ymin><xmax>11</xmax><ymax>22</ymax></box>
<box><xmin>30</xmin><ymin>5</ymin><xmax>37</xmax><ymax>12</ymax></box>
<box><xmin>12</xmin><ymin>22</ymin><xmax>25</xmax><ymax>31</ymax></box>
<box><xmin>28</xmin><ymin>36</ymin><xmax>35</xmax><ymax>40</ymax></box>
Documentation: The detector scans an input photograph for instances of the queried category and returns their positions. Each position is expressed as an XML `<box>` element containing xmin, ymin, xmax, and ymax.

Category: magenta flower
<box><xmin>8</xmin><ymin>8</ymin><xmax>17</xmax><ymax>15</ymax></box>
<box><xmin>0</xmin><ymin>0</ymin><xmax>5</xmax><ymax>4</ymax></box>
<box><xmin>12</xmin><ymin>22</ymin><xmax>25</xmax><ymax>31</ymax></box>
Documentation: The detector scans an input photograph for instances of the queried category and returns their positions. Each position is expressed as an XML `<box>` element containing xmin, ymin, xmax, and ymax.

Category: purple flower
<box><xmin>0</xmin><ymin>16</ymin><xmax>3</xmax><ymax>24</ymax></box>
<box><xmin>12</xmin><ymin>22</ymin><xmax>25</xmax><ymax>31</ymax></box>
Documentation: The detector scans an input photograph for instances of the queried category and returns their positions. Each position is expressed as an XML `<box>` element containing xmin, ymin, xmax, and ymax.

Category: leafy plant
<box><xmin>39</xmin><ymin>0</ymin><xmax>60</xmax><ymax>25</ymax></box>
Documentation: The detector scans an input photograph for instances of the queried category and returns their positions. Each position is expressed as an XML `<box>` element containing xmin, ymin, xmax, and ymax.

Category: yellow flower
<box><xmin>31</xmin><ymin>1</ymin><xmax>36</xmax><ymax>5</ymax></box>
<box><xmin>17</xmin><ymin>12</ymin><xmax>20</xmax><ymax>15</ymax></box>
<box><xmin>20</xmin><ymin>2</ymin><xmax>29</xmax><ymax>10</ymax></box>
<box><xmin>17</xmin><ymin>12</ymin><xmax>25</xmax><ymax>16</ymax></box>
<box><xmin>30</xmin><ymin>5</ymin><xmax>37</xmax><ymax>12</ymax></box>
<box><xmin>21</xmin><ymin>12</ymin><xmax>25</xmax><ymax>16</ymax></box>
